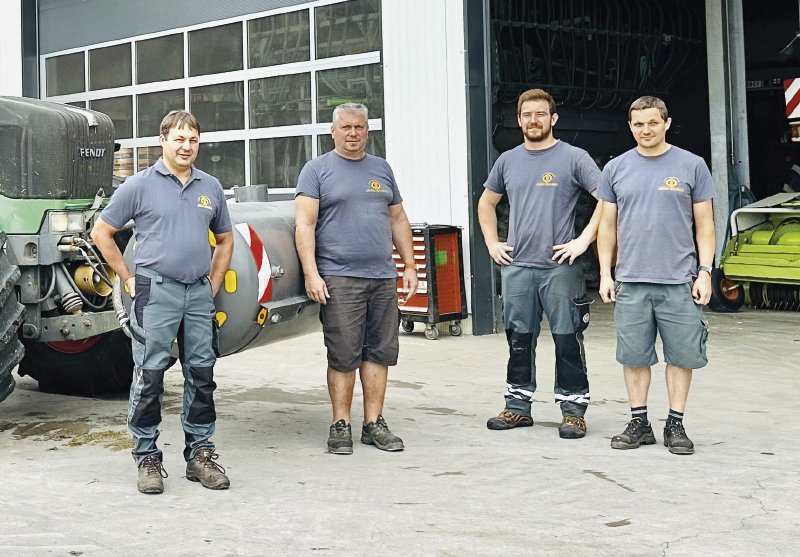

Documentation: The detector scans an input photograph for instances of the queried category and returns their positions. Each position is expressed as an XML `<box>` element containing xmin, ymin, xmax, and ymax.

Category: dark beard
<box><xmin>523</xmin><ymin>127</ymin><xmax>551</xmax><ymax>143</ymax></box>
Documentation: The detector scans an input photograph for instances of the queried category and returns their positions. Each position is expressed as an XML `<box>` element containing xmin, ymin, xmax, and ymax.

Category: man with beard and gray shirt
<box><xmin>478</xmin><ymin>89</ymin><xmax>602</xmax><ymax>439</ymax></box>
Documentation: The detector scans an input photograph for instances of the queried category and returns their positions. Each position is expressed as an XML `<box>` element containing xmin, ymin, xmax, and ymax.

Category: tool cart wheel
<box><xmin>448</xmin><ymin>322</ymin><xmax>462</xmax><ymax>336</ymax></box>
<box><xmin>401</xmin><ymin>319</ymin><xmax>415</xmax><ymax>333</ymax></box>
<box><xmin>424</xmin><ymin>325</ymin><xmax>439</xmax><ymax>340</ymax></box>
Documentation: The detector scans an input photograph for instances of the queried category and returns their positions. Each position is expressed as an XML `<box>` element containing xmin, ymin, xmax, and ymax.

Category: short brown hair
<box><xmin>628</xmin><ymin>96</ymin><xmax>669</xmax><ymax>122</ymax></box>
<box><xmin>159</xmin><ymin>110</ymin><xmax>201</xmax><ymax>138</ymax></box>
<box><xmin>517</xmin><ymin>89</ymin><xmax>557</xmax><ymax>115</ymax></box>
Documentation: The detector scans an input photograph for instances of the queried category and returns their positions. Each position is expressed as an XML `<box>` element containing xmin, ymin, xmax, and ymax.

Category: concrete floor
<box><xmin>0</xmin><ymin>298</ymin><xmax>798</xmax><ymax>556</ymax></box>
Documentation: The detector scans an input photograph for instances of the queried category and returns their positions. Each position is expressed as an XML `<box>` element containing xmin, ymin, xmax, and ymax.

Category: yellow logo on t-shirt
<box><xmin>367</xmin><ymin>179</ymin><xmax>388</xmax><ymax>193</ymax></box>
<box><xmin>536</xmin><ymin>172</ymin><xmax>558</xmax><ymax>187</ymax></box>
<box><xmin>197</xmin><ymin>195</ymin><xmax>213</xmax><ymax>210</ymax></box>
<box><xmin>658</xmin><ymin>177</ymin><xmax>685</xmax><ymax>192</ymax></box>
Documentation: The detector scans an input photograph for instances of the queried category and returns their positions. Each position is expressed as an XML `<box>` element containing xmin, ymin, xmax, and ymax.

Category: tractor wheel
<box><xmin>0</xmin><ymin>233</ymin><xmax>25</xmax><ymax>403</ymax></box>
<box><xmin>708</xmin><ymin>268</ymin><xmax>744</xmax><ymax>313</ymax></box>
<box><xmin>18</xmin><ymin>330</ymin><xmax>133</xmax><ymax>396</ymax></box>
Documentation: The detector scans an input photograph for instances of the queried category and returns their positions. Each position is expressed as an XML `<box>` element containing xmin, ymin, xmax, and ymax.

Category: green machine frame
<box><xmin>710</xmin><ymin>193</ymin><xmax>800</xmax><ymax>312</ymax></box>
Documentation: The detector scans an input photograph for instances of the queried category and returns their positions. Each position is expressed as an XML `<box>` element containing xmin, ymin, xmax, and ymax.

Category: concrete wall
<box><xmin>0</xmin><ymin>1</ymin><xmax>23</xmax><ymax>96</ymax></box>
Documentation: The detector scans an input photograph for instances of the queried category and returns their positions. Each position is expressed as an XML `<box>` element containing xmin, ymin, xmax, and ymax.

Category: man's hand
<box><xmin>552</xmin><ymin>237</ymin><xmax>591</xmax><ymax>265</ymax></box>
<box><xmin>598</xmin><ymin>275</ymin><xmax>615</xmax><ymax>304</ymax></box>
<box><xmin>398</xmin><ymin>267</ymin><xmax>419</xmax><ymax>304</ymax></box>
<box><xmin>305</xmin><ymin>273</ymin><xmax>330</xmax><ymax>305</ymax></box>
<box><xmin>488</xmin><ymin>241</ymin><xmax>514</xmax><ymax>265</ymax></box>
<box><xmin>209</xmin><ymin>275</ymin><xmax>223</xmax><ymax>297</ymax></box>
<box><xmin>125</xmin><ymin>276</ymin><xmax>136</xmax><ymax>298</ymax></box>
<box><xmin>692</xmin><ymin>273</ymin><xmax>712</xmax><ymax>305</ymax></box>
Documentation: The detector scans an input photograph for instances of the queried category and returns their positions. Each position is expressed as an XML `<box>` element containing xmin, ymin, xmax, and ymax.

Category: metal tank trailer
<box><xmin>0</xmin><ymin>95</ymin><xmax>318</xmax><ymax>404</ymax></box>
<box><xmin>117</xmin><ymin>195</ymin><xmax>320</xmax><ymax>359</ymax></box>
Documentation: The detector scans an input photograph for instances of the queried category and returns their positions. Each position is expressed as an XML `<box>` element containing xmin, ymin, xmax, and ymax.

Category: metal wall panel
<box><xmin>0</xmin><ymin>1</ymin><xmax>23</xmax><ymax>95</ymax></box>
<box><xmin>382</xmin><ymin>0</ymin><xmax>473</xmax><ymax>319</ymax></box>
<box><xmin>39</xmin><ymin>0</ymin><xmax>309</xmax><ymax>54</ymax></box>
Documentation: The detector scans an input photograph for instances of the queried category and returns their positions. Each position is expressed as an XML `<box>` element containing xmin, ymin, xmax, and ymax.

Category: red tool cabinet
<box><xmin>393</xmin><ymin>224</ymin><xmax>468</xmax><ymax>340</ymax></box>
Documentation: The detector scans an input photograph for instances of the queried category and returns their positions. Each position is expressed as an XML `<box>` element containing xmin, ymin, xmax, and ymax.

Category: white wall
<box><xmin>0</xmin><ymin>1</ymin><xmax>23</xmax><ymax>96</ymax></box>
<box><xmin>382</xmin><ymin>0</ymin><xmax>473</xmax><ymax>298</ymax></box>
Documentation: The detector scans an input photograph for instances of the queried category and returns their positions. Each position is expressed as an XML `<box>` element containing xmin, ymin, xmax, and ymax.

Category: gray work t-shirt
<box><xmin>100</xmin><ymin>158</ymin><xmax>232</xmax><ymax>283</ymax></box>
<box><xmin>597</xmin><ymin>146</ymin><xmax>715</xmax><ymax>284</ymax></box>
<box><xmin>484</xmin><ymin>141</ymin><xmax>600</xmax><ymax>268</ymax></box>
<box><xmin>295</xmin><ymin>151</ymin><xmax>402</xmax><ymax>279</ymax></box>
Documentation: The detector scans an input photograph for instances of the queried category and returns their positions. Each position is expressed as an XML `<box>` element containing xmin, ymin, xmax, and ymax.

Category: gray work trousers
<box><xmin>501</xmin><ymin>264</ymin><xmax>591</xmax><ymax>417</ymax></box>
<box><xmin>128</xmin><ymin>266</ymin><xmax>218</xmax><ymax>465</ymax></box>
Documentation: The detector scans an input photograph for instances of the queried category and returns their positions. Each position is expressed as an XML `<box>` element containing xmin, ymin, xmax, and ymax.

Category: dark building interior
<box><xmin>743</xmin><ymin>0</ymin><xmax>800</xmax><ymax>199</ymax></box>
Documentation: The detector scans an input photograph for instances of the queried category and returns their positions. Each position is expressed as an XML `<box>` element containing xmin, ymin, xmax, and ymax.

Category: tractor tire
<box><xmin>18</xmin><ymin>330</ymin><xmax>133</xmax><ymax>397</ymax></box>
<box><xmin>0</xmin><ymin>233</ymin><xmax>25</xmax><ymax>403</ymax></box>
<box><xmin>708</xmin><ymin>268</ymin><xmax>744</xmax><ymax>313</ymax></box>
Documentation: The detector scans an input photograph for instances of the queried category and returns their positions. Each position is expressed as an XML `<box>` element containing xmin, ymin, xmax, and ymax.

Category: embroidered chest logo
<box><xmin>658</xmin><ymin>177</ymin><xmax>685</xmax><ymax>192</ymax></box>
<box><xmin>197</xmin><ymin>195</ymin><xmax>213</xmax><ymax>210</ymax></box>
<box><xmin>367</xmin><ymin>179</ymin><xmax>388</xmax><ymax>193</ymax></box>
<box><xmin>536</xmin><ymin>172</ymin><xmax>558</xmax><ymax>187</ymax></box>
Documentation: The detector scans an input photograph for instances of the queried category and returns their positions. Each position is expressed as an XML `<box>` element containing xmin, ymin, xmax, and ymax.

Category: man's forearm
<box><xmin>577</xmin><ymin>199</ymin><xmax>602</xmax><ymax>244</ymax></box>
<box><xmin>477</xmin><ymin>202</ymin><xmax>500</xmax><ymax>246</ymax></box>
<box><xmin>295</xmin><ymin>224</ymin><xmax>320</xmax><ymax>277</ymax></box>
<box><xmin>597</xmin><ymin>225</ymin><xmax>616</xmax><ymax>277</ymax></box>
<box><xmin>693</xmin><ymin>201</ymin><xmax>716</xmax><ymax>268</ymax></box>
<box><xmin>695</xmin><ymin>223</ymin><xmax>715</xmax><ymax>268</ymax></box>
<box><xmin>209</xmin><ymin>241</ymin><xmax>233</xmax><ymax>292</ymax></box>
<box><xmin>93</xmin><ymin>234</ymin><xmax>132</xmax><ymax>283</ymax></box>
<box><xmin>389</xmin><ymin>207</ymin><xmax>415</xmax><ymax>267</ymax></box>
<box><xmin>391</xmin><ymin>221</ymin><xmax>415</xmax><ymax>268</ymax></box>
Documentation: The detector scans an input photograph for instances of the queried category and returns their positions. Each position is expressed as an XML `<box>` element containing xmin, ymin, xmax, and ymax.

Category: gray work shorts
<box><xmin>614</xmin><ymin>282</ymin><xmax>709</xmax><ymax>370</ymax></box>
<box><xmin>320</xmin><ymin>276</ymin><xmax>400</xmax><ymax>372</ymax></box>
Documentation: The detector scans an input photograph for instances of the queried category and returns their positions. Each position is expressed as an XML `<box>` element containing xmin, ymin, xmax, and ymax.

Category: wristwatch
<box><xmin>697</xmin><ymin>265</ymin><xmax>712</xmax><ymax>275</ymax></box>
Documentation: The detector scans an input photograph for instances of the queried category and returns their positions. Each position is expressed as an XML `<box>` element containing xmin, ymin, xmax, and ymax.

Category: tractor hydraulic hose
<box><xmin>74</xmin><ymin>237</ymin><xmax>114</xmax><ymax>287</ymax></box>
<box><xmin>73</xmin><ymin>245</ymin><xmax>114</xmax><ymax>290</ymax></box>
<box><xmin>34</xmin><ymin>265</ymin><xmax>57</xmax><ymax>304</ymax></box>
<box><xmin>61</xmin><ymin>236</ymin><xmax>115</xmax><ymax>289</ymax></box>
<box><xmin>112</xmin><ymin>275</ymin><xmax>144</xmax><ymax>344</ymax></box>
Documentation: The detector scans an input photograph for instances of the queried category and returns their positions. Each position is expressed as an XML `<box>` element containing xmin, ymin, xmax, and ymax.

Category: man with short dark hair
<box><xmin>479</xmin><ymin>89</ymin><xmax>602</xmax><ymax>439</ymax></box>
<box><xmin>92</xmin><ymin>110</ymin><xmax>234</xmax><ymax>492</ymax></box>
<box><xmin>295</xmin><ymin>102</ymin><xmax>418</xmax><ymax>455</ymax></box>
<box><xmin>597</xmin><ymin>95</ymin><xmax>715</xmax><ymax>455</ymax></box>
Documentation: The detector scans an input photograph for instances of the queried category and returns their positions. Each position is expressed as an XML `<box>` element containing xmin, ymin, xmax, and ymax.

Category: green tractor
<box><xmin>709</xmin><ymin>193</ymin><xmax>800</xmax><ymax>312</ymax></box>
<box><xmin>0</xmin><ymin>96</ymin><xmax>134</xmax><ymax>402</ymax></box>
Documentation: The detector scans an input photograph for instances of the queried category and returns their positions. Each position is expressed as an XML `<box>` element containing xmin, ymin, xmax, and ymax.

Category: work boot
<box><xmin>610</xmin><ymin>417</ymin><xmax>657</xmax><ymax>449</ymax></box>
<box><xmin>558</xmin><ymin>415</ymin><xmax>587</xmax><ymax>439</ymax></box>
<box><xmin>137</xmin><ymin>455</ymin><xmax>167</xmax><ymax>494</ymax></box>
<box><xmin>486</xmin><ymin>409</ymin><xmax>534</xmax><ymax>430</ymax></box>
<box><xmin>663</xmin><ymin>422</ymin><xmax>695</xmax><ymax>455</ymax></box>
<box><xmin>186</xmin><ymin>449</ymin><xmax>230</xmax><ymax>490</ymax></box>
<box><xmin>361</xmin><ymin>415</ymin><xmax>404</xmax><ymax>451</ymax></box>
<box><xmin>328</xmin><ymin>419</ymin><xmax>353</xmax><ymax>455</ymax></box>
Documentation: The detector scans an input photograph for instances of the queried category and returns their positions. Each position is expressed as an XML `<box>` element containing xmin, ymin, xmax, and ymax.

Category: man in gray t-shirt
<box><xmin>597</xmin><ymin>96</ymin><xmax>715</xmax><ymax>456</ymax></box>
<box><xmin>295</xmin><ymin>102</ymin><xmax>418</xmax><ymax>455</ymax></box>
<box><xmin>92</xmin><ymin>110</ymin><xmax>234</xmax><ymax>493</ymax></box>
<box><xmin>478</xmin><ymin>89</ymin><xmax>602</xmax><ymax>439</ymax></box>
<box><xmin>296</xmin><ymin>148</ymin><xmax>402</xmax><ymax>278</ymax></box>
